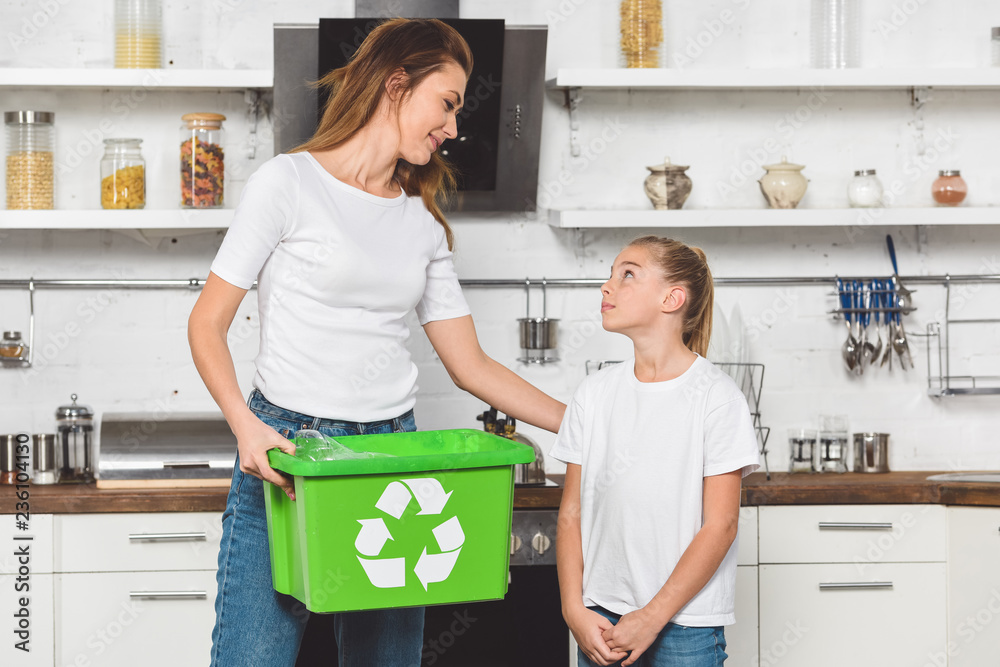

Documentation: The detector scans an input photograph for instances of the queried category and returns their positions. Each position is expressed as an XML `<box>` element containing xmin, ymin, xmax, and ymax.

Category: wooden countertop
<box><xmin>3</xmin><ymin>471</ymin><xmax>1000</xmax><ymax>514</ymax></box>
<box><xmin>0</xmin><ymin>477</ymin><xmax>568</xmax><ymax>514</ymax></box>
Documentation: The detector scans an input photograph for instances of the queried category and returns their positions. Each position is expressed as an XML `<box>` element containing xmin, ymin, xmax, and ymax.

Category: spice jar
<box><xmin>932</xmin><ymin>170</ymin><xmax>967</xmax><ymax>207</ymax></box>
<box><xmin>180</xmin><ymin>113</ymin><xmax>225</xmax><ymax>208</ymax></box>
<box><xmin>847</xmin><ymin>169</ymin><xmax>884</xmax><ymax>208</ymax></box>
<box><xmin>0</xmin><ymin>331</ymin><xmax>26</xmax><ymax>359</ymax></box>
<box><xmin>101</xmin><ymin>138</ymin><xmax>145</xmax><ymax>209</ymax></box>
<box><xmin>619</xmin><ymin>0</ymin><xmax>663</xmax><ymax>68</ymax></box>
<box><xmin>0</xmin><ymin>434</ymin><xmax>20</xmax><ymax>484</ymax></box>
<box><xmin>115</xmin><ymin>0</ymin><xmax>162</xmax><ymax>69</ymax></box>
<box><xmin>5</xmin><ymin>110</ymin><xmax>54</xmax><ymax>210</ymax></box>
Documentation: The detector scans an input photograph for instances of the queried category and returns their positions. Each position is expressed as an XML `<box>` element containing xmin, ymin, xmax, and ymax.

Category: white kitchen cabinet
<box><xmin>758</xmin><ymin>504</ymin><xmax>947</xmax><ymax>666</ymax></box>
<box><xmin>51</xmin><ymin>513</ymin><xmax>222</xmax><ymax>667</ymax></box>
<box><xmin>54</xmin><ymin>512</ymin><xmax>222</xmax><ymax>573</ymax></box>
<box><xmin>759</xmin><ymin>504</ymin><xmax>946</xmax><ymax>564</ymax></box>
<box><xmin>54</xmin><ymin>570</ymin><xmax>217</xmax><ymax>667</ymax></box>
<box><xmin>726</xmin><ymin>565</ymin><xmax>758</xmax><ymax>667</ymax></box>
<box><xmin>0</xmin><ymin>573</ymin><xmax>53</xmax><ymax>666</ymax></box>
<box><xmin>947</xmin><ymin>507</ymin><xmax>1000</xmax><ymax>666</ymax></box>
<box><xmin>759</xmin><ymin>562</ymin><xmax>946</xmax><ymax>666</ymax></box>
<box><xmin>0</xmin><ymin>514</ymin><xmax>54</xmax><ymax>666</ymax></box>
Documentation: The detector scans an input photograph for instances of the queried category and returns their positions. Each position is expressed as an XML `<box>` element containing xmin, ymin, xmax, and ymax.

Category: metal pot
<box><xmin>853</xmin><ymin>432</ymin><xmax>890</xmax><ymax>473</ymax></box>
<box><xmin>477</xmin><ymin>407</ymin><xmax>546</xmax><ymax>486</ymax></box>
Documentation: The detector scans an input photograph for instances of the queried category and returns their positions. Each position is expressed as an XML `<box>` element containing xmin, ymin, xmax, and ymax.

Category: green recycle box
<box><xmin>264</xmin><ymin>429</ymin><xmax>536</xmax><ymax>613</ymax></box>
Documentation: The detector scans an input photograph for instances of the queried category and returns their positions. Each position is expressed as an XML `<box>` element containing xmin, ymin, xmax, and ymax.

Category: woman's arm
<box><xmin>557</xmin><ymin>463</ymin><xmax>628</xmax><ymax>666</ymax></box>
<box><xmin>422</xmin><ymin>315</ymin><xmax>565</xmax><ymax>432</ymax></box>
<box><xmin>188</xmin><ymin>272</ymin><xmax>297</xmax><ymax>497</ymax></box>
<box><xmin>601</xmin><ymin>470</ymin><xmax>742</xmax><ymax>666</ymax></box>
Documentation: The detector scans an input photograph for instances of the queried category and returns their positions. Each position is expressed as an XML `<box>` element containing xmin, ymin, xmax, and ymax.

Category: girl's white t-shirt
<box><xmin>549</xmin><ymin>355</ymin><xmax>760</xmax><ymax>626</ymax></box>
<box><xmin>209</xmin><ymin>152</ymin><xmax>470</xmax><ymax>422</ymax></box>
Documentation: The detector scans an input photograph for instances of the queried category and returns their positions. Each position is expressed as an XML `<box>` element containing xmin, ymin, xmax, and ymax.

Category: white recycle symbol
<box><xmin>355</xmin><ymin>478</ymin><xmax>465</xmax><ymax>591</ymax></box>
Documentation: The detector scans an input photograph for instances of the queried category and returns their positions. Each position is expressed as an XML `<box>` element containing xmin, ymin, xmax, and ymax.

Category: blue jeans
<box><xmin>577</xmin><ymin>606</ymin><xmax>727</xmax><ymax>667</ymax></box>
<box><xmin>210</xmin><ymin>388</ymin><xmax>423</xmax><ymax>667</ymax></box>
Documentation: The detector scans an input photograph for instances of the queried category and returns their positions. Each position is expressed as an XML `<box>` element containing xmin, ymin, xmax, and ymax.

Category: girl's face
<box><xmin>601</xmin><ymin>246</ymin><xmax>684</xmax><ymax>334</ymax></box>
<box><xmin>394</xmin><ymin>61</ymin><xmax>467</xmax><ymax>166</ymax></box>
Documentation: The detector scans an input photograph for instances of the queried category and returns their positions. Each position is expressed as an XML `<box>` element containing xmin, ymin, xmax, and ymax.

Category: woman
<box><xmin>188</xmin><ymin>18</ymin><xmax>565</xmax><ymax>667</ymax></box>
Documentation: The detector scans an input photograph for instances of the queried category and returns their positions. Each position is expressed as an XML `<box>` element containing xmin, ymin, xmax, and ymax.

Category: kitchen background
<box><xmin>1</xmin><ymin>0</ymin><xmax>999</xmax><ymax>474</ymax></box>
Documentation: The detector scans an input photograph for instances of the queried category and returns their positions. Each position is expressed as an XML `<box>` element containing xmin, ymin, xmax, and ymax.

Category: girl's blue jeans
<box><xmin>209</xmin><ymin>388</ymin><xmax>423</xmax><ymax>667</ymax></box>
<box><xmin>577</xmin><ymin>606</ymin><xmax>728</xmax><ymax>667</ymax></box>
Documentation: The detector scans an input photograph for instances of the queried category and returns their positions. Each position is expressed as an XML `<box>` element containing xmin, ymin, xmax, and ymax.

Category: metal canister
<box><xmin>32</xmin><ymin>433</ymin><xmax>58</xmax><ymax>484</ymax></box>
<box><xmin>853</xmin><ymin>432</ymin><xmax>890</xmax><ymax>473</ymax></box>
<box><xmin>56</xmin><ymin>394</ymin><xmax>95</xmax><ymax>483</ymax></box>
<box><xmin>0</xmin><ymin>434</ymin><xmax>18</xmax><ymax>484</ymax></box>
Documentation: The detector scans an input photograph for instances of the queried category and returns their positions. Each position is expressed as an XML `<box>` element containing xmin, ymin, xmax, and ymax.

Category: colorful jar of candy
<box><xmin>180</xmin><ymin>113</ymin><xmax>225</xmax><ymax>209</ymax></box>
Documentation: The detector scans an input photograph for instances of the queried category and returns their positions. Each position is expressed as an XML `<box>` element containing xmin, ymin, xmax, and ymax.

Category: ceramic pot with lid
<box><xmin>644</xmin><ymin>156</ymin><xmax>692</xmax><ymax>210</ymax></box>
<box><xmin>759</xmin><ymin>156</ymin><xmax>809</xmax><ymax>209</ymax></box>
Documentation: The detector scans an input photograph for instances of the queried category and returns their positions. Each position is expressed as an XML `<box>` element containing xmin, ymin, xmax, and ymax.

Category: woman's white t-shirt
<box><xmin>209</xmin><ymin>152</ymin><xmax>471</xmax><ymax>422</ymax></box>
<box><xmin>549</xmin><ymin>355</ymin><xmax>760</xmax><ymax>626</ymax></box>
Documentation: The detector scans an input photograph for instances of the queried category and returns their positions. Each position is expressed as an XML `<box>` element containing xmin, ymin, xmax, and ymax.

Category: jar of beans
<box><xmin>180</xmin><ymin>112</ymin><xmax>225</xmax><ymax>209</ymax></box>
<box><xmin>101</xmin><ymin>138</ymin><xmax>145</xmax><ymax>209</ymax></box>
<box><xmin>5</xmin><ymin>110</ymin><xmax>55</xmax><ymax>210</ymax></box>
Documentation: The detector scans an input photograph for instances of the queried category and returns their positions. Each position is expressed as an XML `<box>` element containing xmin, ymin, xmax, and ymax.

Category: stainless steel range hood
<box><xmin>97</xmin><ymin>412</ymin><xmax>236</xmax><ymax>488</ymax></box>
<box><xmin>273</xmin><ymin>21</ymin><xmax>547</xmax><ymax>213</ymax></box>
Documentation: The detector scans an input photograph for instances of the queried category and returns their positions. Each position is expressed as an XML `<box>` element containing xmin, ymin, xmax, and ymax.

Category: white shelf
<box><xmin>0</xmin><ymin>209</ymin><xmax>233</xmax><ymax>230</ymax></box>
<box><xmin>548</xmin><ymin>207</ymin><xmax>1000</xmax><ymax>229</ymax></box>
<box><xmin>549</xmin><ymin>68</ymin><xmax>1000</xmax><ymax>90</ymax></box>
<box><xmin>0</xmin><ymin>68</ymin><xmax>273</xmax><ymax>89</ymax></box>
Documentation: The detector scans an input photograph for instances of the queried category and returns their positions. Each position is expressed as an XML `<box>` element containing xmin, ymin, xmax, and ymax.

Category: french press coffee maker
<box><xmin>56</xmin><ymin>393</ymin><xmax>95</xmax><ymax>483</ymax></box>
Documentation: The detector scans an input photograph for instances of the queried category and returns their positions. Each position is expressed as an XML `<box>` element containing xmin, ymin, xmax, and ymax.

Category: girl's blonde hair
<box><xmin>290</xmin><ymin>18</ymin><xmax>473</xmax><ymax>250</ymax></box>
<box><xmin>629</xmin><ymin>236</ymin><xmax>714</xmax><ymax>358</ymax></box>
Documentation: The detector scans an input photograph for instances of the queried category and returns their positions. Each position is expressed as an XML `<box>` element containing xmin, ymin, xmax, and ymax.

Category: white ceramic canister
<box><xmin>759</xmin><ymin>156</ymin><xmax>809</xmax><ymax>209</ymax></box>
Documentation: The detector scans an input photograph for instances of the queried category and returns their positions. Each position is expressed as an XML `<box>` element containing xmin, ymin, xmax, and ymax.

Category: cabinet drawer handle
<box><xmin>818</xmin><ymin>522</ymin><xmax>893</xmax><ymax>531</ymax></box>
<box><xmin>819</xmin><ymin>581</ymin><xmax>893</xmax><ymax>591</ymax></box>
<box><xmin>128</xmin><ymin>532</ymin><xmax>207</xmax><ymax>542</ymax></box>
<box><xmin>129</xmin><ymin>590</ymin><xmax>207</xmax><ymax>600</ymax></box>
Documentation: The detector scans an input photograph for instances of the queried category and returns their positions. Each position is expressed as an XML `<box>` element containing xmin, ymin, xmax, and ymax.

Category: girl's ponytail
<box><xmin>629</xmin><ymin>236</ymin><xmax>715</xmax><ymax>358</ymax></box>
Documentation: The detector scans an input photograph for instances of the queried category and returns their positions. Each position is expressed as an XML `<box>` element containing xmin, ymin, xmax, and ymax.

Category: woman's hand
<box><xmin>233</xmin><ymin>414</ymin><xmax>299</xmax><ymax>500</ymax></box>
<box><xmin>601</xmin><ymin>607</ymin><xmax>662</xmax><ymax>667</ymax></box>
<box><xmin>565</xmin><ymin>605</ymin><xmax>628</xmax><ymax>666</ymax></box>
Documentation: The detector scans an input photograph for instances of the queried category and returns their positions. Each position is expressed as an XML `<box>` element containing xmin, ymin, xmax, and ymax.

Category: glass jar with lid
<box><xmin>115</xmin><ymin>0</ymin><xmax>162</xmax><ymax>69</ymax></box>
<box><xmin>5</xmin><ymin>110</ymin><xmax>55</xmax><ymax>210</ymax></box>
<box><xmin>932</xmin><ymin>170</ymin><xmax>967</xmax><ymax>207</ymax></box>
<box><xmin>180</xmin><ymin>113</ymin><xmax>226</xmax><ymax>208</ymax></box>
<box><xmin>847</xmin><ymin>169</ymin><xmax>884</xmax><ymax>208</ymax></box>
<box><xmin>101</xmin><ymin>138</ymin><xmax>145</xmax><ymax>209</ymax></box>
<box><xmin>0</xmin><ymin>331</ymin><xmax>27</xmax><ymax>360</ymax></box>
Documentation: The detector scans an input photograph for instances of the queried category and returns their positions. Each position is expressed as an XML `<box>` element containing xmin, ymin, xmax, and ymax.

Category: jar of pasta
<box><xmin>101</xmin><ymin>138</ymin><xmax>145</xmax><ymax>209</ymax></box>
<box><xmin>620</xmin><ymin>0</ymin><xmax>663</xmax><ymax>68</ymax></box>
<box><xmin>115</xmin><ymin>0</ymin><xmax>162</xmax><ymax>69</ymax></box>
<box><xmin>5</xmin><ymin>110</ymin><xmax>55</xmax><ymax>210</ymax></box>
<box><xmin>180</xmin><ymin>113</ymin><xmax>225</xmax><ymax>209</ymax></box>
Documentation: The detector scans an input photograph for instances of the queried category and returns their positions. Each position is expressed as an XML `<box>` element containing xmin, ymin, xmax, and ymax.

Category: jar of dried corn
<box><xmin>620</xmin><ymin>0</ymin><xmax>663</xmax><ymax>68</ymax></box>
<box><xmin>5</xmin><ymin>110</ymin><xmax>55</xmax><ymax>210</ymax></box>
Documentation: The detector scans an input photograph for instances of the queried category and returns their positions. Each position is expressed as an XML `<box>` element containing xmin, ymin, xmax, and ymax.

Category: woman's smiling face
<box><xmin>395</xmin><ymin>61</ymin><xmax>467</xmax><ymax>166</ymax></box>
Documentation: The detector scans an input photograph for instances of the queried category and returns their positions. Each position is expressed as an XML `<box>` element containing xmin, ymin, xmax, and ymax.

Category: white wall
<box><xmin>1</xmin><ymin>0</ymin><xmax>999</xmax><ymax>473</ymax></box>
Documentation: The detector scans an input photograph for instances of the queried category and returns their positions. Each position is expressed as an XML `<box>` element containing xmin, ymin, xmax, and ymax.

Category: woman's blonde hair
<box><xmin>628</xmin><ymin>236</ymin><xmax>714</xmax><ymax>358</ymax></box>
<box><xmin>290</xmin><ymin>18</ymin><xmax>473</xmax><ymax>250</ymax></box>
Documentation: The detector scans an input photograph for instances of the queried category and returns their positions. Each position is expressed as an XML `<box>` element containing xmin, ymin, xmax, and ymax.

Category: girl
<box><xmin>188</xmin><ymin>18</ymin><xmax>565</xmax><ymax>667</ymax></box>
<box><xmin>552</xmin><ymin>236</ymin><xmax>759</xmax><ymax>667</ymax></box>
